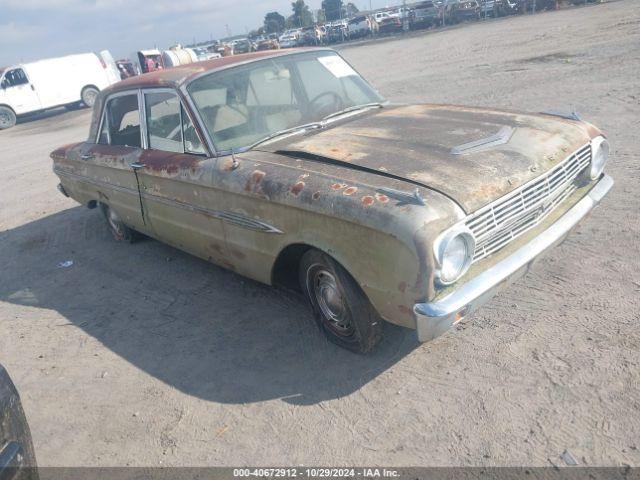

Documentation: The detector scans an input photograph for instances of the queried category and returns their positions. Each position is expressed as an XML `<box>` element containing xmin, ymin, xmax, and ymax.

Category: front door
<box><xmin>0</xmin><ymin>68</ymin><xmax>41</xmax><ymax>114</ymax></box>
<box><xmin>135</xmin><ymin>89</ymin><xmax>231</xmax><ymax>266</ymax></box>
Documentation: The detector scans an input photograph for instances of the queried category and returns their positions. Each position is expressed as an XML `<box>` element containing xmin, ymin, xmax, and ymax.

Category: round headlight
<box><xmin>435</xmin><ymin>226</ymin><xmax>475</xmax><ymax>285</ymax></box>
<box><xmin>590</xmin><ymin>136</ymin><xmax>609</xmax><ymax>180</ymax></box>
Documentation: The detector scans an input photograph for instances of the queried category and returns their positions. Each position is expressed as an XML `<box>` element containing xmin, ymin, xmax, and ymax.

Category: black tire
<box><xmin>0</xmin><ymin>106</ymin><xmax>16</xmax><ymax>130</ymax></box>
<box><xmin>81</xmin><ymin>86</ymin><xmax>99</xmax><ymax>108</ymax></box>
<box><xmin>100</xmin><ymin>203</ymin><xmax>141</xmax><ymax>243</ymax></box>
<box><xmin>299</xmin><ymin>249</ymin><xmax>383</xmax><ymax>354</ymax></box>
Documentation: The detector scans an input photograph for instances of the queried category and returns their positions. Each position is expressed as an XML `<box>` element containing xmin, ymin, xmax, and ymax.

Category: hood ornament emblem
<box><xmin>451</xmin><ymin>126</ymin><xmax>515</xmax><ymax>155</ymax></box>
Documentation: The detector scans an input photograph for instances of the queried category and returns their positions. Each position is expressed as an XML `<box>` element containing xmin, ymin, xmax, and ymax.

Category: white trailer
<box><xmin>0</xmin><ymin>52</ymin><xmax>118</xmax><ymax>129</ymax></box>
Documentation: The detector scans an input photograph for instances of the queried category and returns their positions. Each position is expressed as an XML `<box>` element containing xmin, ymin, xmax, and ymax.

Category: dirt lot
<box><xmin>1</xmin><ymin>0</ymin><xmax>639</xmax><ymax>467</ymax></box>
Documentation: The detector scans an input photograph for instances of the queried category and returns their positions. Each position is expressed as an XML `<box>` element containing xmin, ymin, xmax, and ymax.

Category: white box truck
<box><xmin>0</xmin><ymin>52</ymin><xmax>119</xmax><ymax>130</ymax></box>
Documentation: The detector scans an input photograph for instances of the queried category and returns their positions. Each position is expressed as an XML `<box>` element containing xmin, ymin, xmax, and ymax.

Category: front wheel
<box><xmin>0</xmin><ymin>106</ymin><xmax>17</xmax><ymax>130</ymax></box>
<box><xmin>299</xmin><ymin>249</ymin><xmax>383</xmax><ymax>353</ymax></box>
<box><xmin>81</xmin><ymin>86</ymin><xmax>99</xmax><ymax>108</ymax></box>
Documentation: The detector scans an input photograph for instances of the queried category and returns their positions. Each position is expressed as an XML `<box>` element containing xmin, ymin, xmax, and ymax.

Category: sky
<box><xmin>0</xmin><ymin>0</ymin><xmax>394</xmax><ymax>66</ymax></box>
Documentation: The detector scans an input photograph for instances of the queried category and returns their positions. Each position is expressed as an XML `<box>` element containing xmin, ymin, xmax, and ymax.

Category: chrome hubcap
<box><xmin>83</xmin><ymin>90</ymin><xmax>97</xmax><ymax>106</ymax></box>
<box><xmin>0</xmin><ymin>113</ymin><xmax>11</xmax><ymax>127</ymax></box>
<box><xmin>310</xmin><ymin>268</ymin><xmax>353</xmax><ymax>335</ymax></box>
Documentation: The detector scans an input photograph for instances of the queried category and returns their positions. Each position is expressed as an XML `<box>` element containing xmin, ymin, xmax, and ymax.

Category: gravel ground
<box><xmin>1</xmin><ymin>0</ymin><xmax>639</xmax><ymax>467</ymax></box>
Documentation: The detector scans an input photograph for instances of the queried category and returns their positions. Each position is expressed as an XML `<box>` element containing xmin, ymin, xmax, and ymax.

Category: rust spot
<box><xmin>343</xmin><ymin>186</ymin><xmax>358</xmax><ymax>196</ymax></box>
<box><xmin>331</xmin><ymin>183</ymin><xmax>346</xmax><ymax>190</ymax></box>
<box><xmin>139</xmin><ymin>150</ymin><xmax>199</xmax><ymax>174</ymax></box>
<box><xmin>361</xmin><ymin>195</ymin><xmax>374</xmax><ymax>206</ymax></box>
<box><xmin>398</xmin><ymin>305</ymin><xmax>413</xmax><ymax>316</ymax></box>
<box><xmin>245</xmin><ymin>170</ymin><xmax>266</xmax><ymax>193</ymax></box>
<box><xmin>398</xmin><ymin>281</ymin><xmax>407</xmax><ymax>293</ymax></box>
<box><xmin>290</xmin><ymin>181</ymin><xmax>305</xmax><ymax>196</ymax></box>
<box><xmin>375</xmin><ymin>193</ymin><xmax>389</xmax><ymax>203</ymax></box>
<box><xmin>312</xmin><ymin>191</ymin><xmax>321</xmax><ymax>200</ymax></box>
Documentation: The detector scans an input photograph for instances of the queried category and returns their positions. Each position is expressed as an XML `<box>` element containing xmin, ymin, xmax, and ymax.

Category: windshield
<box><xmin>187</xmin><ymin>51</ymin><xmax>385</xmax><ymax>152</ymax></box>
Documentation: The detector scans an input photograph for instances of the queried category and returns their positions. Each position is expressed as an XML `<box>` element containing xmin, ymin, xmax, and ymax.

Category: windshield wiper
<box><xmin>321</xmin><ymin>102</ymin><xmax>384</xmax><ymax>122</ymax></box>
<box><xmin>248</xmin><ymin>122</ymin><xmax>323</xmax><ymax>149</ymax></box>
<box><xmin>247</xmin><ymin>103</ymin><xmax>383</xmax><ymax>151</ymax></box>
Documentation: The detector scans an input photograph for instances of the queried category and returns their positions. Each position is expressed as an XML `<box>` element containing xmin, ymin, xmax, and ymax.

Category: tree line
<box><xmin>262</xmin><ymin>0</ymin><xmax>360</xmax><ymax>35</ymax></box>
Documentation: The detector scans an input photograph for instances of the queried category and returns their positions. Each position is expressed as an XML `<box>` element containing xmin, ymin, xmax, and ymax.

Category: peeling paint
<box><xmin>245</xmin><ymin>170</ymin><xmax>266</xmax><ymax>194</ymax></box>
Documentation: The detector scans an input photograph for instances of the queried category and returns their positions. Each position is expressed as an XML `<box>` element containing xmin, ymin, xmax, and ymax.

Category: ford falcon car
<box><xmin>51</xmin><ymin>49</ymin><xmax>612</xmax><ymax>353</ymax></box>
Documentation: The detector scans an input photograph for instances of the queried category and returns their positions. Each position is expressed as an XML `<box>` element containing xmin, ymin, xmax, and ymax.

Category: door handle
<box><xmin>30</xmin><ymin>84</ymin><xmax>35</xmax><ymax>91</ymax></box>
<box><xmin>130</xmin><ymin>162</ymin><xmax>146</xmax><ymax>170</ymax></box>
<box><xmin>80</xmin><ymin>153</ymin><xmax>94</xmax><ymax>160</ymax></box>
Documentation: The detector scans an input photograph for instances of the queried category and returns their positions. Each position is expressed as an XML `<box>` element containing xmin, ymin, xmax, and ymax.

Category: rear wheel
<box><xmin>100</xmin><ymin>203</ymin><xmax>141</xmax><ymax>243</ymax></box>
<box><xmin>0</xmin><ymin>106</ymin><xmax>16</xmax><ymax>130</ymax></box>
<box><xmin>299</xmin><ymin>249</ymin><xmax>382</xmax><ymax>353</ymax></box>
<box><xmin>81</xmin><ymin>86</ymin><xmax>99</xmax><ymax>108</ymax></box>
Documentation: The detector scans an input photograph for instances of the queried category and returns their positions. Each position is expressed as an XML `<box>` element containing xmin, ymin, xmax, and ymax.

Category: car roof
<box><xmin>107</xmin><ymin>48</ymin><xmax>326</xmax><ymax>94</ymax></box>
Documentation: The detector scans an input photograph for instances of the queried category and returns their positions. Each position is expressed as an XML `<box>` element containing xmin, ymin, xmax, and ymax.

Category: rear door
<box><xmin>80</xmin><ymin>90</ymin><xmax>147</xmax><ymax>231</ymax></box>
<box><xmin>0</xmin><ymin>67</ymin><xmax>41</xmax><ymax>114</ymax></box>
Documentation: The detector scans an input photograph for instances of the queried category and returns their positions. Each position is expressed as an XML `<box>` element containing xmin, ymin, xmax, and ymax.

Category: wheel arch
<box><xmin>81</xmin><ymin>84</ymin><xmax>100</xmax><ymax>94</ymax></box>
<box><xmin>271</xmin><ymin>242</ymin><xmax>367</xmax><ymax>294</ymax></box>
<box><xmin>0</xmin><ymin>103</ymin><xmax>16</xmax><ymax>114</ymax></box>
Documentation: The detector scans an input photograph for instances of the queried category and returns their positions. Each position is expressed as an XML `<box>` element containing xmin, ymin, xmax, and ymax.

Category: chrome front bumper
<box><xmin>414</xmin><ymin>174</ymin><xmax>614</xmax><ymax>342</ymax></box>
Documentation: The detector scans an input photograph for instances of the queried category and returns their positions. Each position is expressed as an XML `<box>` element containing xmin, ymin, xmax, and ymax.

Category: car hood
<box><xmin>261</xmin><ymin>104</ymin><xmax>600</xmax><ymax>213</ymax></box>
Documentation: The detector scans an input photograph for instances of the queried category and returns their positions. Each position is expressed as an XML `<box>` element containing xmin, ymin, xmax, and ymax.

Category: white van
<box><xmin>0</xmin><ymin>52</ymin><xmax>118</xmax><ymax>130</ymax></box>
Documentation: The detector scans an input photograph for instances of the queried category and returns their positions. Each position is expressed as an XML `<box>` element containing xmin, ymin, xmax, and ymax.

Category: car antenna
<box><xmin>230</xmin><ymin>149</ymin><xmax>240</xmax><ymax>170</ymax></box>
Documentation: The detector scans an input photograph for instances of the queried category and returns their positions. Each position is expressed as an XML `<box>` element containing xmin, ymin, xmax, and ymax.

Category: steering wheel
<box><xmin>309</xmin><ymin>91</ymin><xmax>344</xmax><ymax>118</ymax></box>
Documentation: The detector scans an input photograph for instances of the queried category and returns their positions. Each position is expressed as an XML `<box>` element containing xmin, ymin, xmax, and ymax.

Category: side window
<box><xmin>182</xmin><ymin>106</ymin><xmax>206</xmax><ymax>155</ymax></box>
<box><xmin>99</xmin><ymin>94</ymin><xmax>141</xmax><ymax>147</ymax></box>
<box><xmin>145</xmin><ymin>92</ymin><xmax>183</xmax><ymax>153</ymax></box>
<box><xmin>1</xmin><ymin>68</ymin><xmax>29</xmax><ymax>88</ymax></box>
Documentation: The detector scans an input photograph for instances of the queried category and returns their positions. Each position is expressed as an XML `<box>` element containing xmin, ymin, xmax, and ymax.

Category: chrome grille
<box><xmin>467</xmin><ymin>143</ymin><xmax>591</xmax><ymax>262</ymax></box>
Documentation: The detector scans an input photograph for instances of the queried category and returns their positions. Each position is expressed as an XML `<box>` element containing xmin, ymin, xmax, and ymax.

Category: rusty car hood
<box><xmin>261</xmin><ymin>104</ymin><xmax>599</xmax><ymax>213</ymax></box>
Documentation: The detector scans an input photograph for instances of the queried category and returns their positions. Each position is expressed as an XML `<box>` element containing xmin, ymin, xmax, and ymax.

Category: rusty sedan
<box><xmin>51</xmin><ymin>49</ymin><xmax>613</xmax><ymax>353</ymax></box>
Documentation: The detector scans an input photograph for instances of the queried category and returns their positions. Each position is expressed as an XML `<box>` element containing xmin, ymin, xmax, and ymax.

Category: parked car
<box><xmin>373</xmin><ymin>10</ymin><xmax>393</xmax><ymax>22</ymax></box>
<box><xmin>1</xmin><ymin>364</ymin><xmax>38</xmax><ymax>480</ymax></box>
<box><xmin>325</xmin><ymin>23</ymin><xmax>349</xmax><ymax>43</ymax></box>
<box><xmin>191</xmin><ymin>47</ymin><xmax>222</xmax><ymax>61</ymax></box>
<box><xmin>347</xmin><ymin>15</ymin><xmax>373</xmax><ymax>38</ymax></box>
<box><xmin>210</xmin><ymin>42</ymin><xmax>233</xmax><ymax>57</ymax></box>
<box><xmin>299</xmin><ymin>26</ymin><xmax>321</xmax><ymax>46</ymax></box>
<box><xmin>51</xmin><ymin>49</ymin><xmax>613</xmax><ymax>353</ymax></box>
<box><xmin>232</xmin><ymin>39</ymin><xmax>254</xmax><ymax>54</ymax></box>
<box><xmin>134</xmin><ymin>49</ymin><xmax>165</xmax><ymax>74</ymax></box>
<box><xmin>0</xmin><ymin>52</ymin><xmax>118</xmax><ymax>129</ymax></box>
<box><xmin>449</xmin><ymin>0</ymin><xmax>481</xmax><ymax>21</ymax></box>
<box><xmin>279</xmin><ymin>32</ymin><xmax>300</xmax><ymax>48</ymax></box>
<box><xmin>256</xmin><ymin>37</ymin><xmax>280</xmax><ymax>51</ymax></box>
<box><xmin>410</xmin><ymin>1</ymin><xmax>439</xmax><ymax>27</ymax></box>
<box><xmin>492</xmin><ymin>0</ymin><xmax>521</xmax><ymax>15</ymax></box>
<box><xmin>116</xmin><ymin>59</ymin><xmax>138</xmax><ymax>79</ymax></box>
<box><xmin>377</xmin><ymin>15</ymin><xmax>403</xmax><ymax>33</ymax></box>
